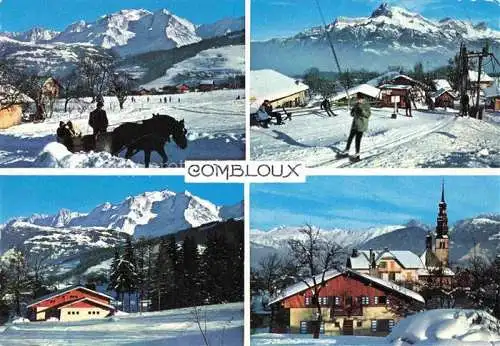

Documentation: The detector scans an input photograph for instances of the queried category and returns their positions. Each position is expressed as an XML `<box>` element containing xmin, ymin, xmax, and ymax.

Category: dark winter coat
<box><xmin>350</xmin><ymin>101</ymin><xmax>371</xmax><ymax>132</ymax></box>
<box><xmin>89</xmin><ymin>109</ymin><xmax>109</xmax><ymax>133</ymax></box>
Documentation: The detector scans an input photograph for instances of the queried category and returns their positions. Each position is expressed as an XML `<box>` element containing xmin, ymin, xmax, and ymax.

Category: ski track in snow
<box><xmin>251</xmin><ymin>106</ymin><xmax>500</xmax><ymax>168</ymax></box>
<box><xmin>0</xmin><ymin>90</ymin><xmax>245</xmax><ymax>168</ymax></box>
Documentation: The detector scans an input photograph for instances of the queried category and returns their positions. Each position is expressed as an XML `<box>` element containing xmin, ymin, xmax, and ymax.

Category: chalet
<box><xmin>250</xmin><ymin>69</ymin><xmax>309</xmax><ymax>112</ymax></box>
<box><xmin>27</xmin><ymin>286</ymin><xmax>115</xmax><ymax>322</ymax></box>
<box><xmin>378</xmin><ymin>84</ymin><xmax>412</xmax><ymax>108</ymax></box>
<box><xmin>176</xmin><ymin>84</ymin><xmax>190</xmax><ymax>93</ymax></box>
<box><xmin>468</xmin><ymin>70</ymin><xmax>494</xmax><ymax>89</ymax></box>
<box><xmin>269</xmin><ymin>269</ymin><xmax>424</xmax><ymax>336</ymax></box>
<box><xmin>432</xmin><ymin>89</ymin><xmax>457</xmax><ymax>108</ymax></box>
<box><xmin>331</xmin><ymin>84</ymin><xmax>380</xmax><ymax>104</ymax></box>
<box><xmin>199</xmin><ymin>80</ymin><xmax>215</xmax><ymax>92</ymax></box>
<box><xmin>0</xmin><ymin>84</ymin><xmax>33</xmax><ymax>129</ymax></box>
<box><xmin>433</xmin><ymin>79</ymin><xmax>452</xmax><ymax>91</ymax></box>
<box><xmin>347</xmin><ymin>249</ymin><xmax>424</xmax><ymax>283</ymax></box>
<box><xmin>484</xmin><ymin>78</ymin><xmax>500</xmax><ymax>111</ymax></box>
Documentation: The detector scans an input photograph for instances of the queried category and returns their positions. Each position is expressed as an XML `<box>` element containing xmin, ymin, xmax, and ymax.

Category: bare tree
<box><xmin>287</xmin><ymin>224</ymin><xmax>345</xmax><ymax>338</ymax></box>
<box><xmin>60</xmin><ymin>70</ymin><xmax>85</xmax><ymax>113</ymax></box>
<box><xmin>109</xmin><ymin>70</ymin><xmax>135</xmax><ymax>110</ymax></box>
<box><xmin>77</xmin><ymin>53</ymin><xmax>114</xmax><ymax>101</ymax></box>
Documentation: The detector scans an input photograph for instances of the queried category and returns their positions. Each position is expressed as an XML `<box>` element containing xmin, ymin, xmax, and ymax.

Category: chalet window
<box><xmin>371</xmin><ymin>320</ymin><xmax>377</xmax><ymax>332</ymax></box>
<box><xmin>97</xmin><ymin>311</ymin><xmax>100</xmax><ymax>315</ymax></box>
<box><xmin>334</xmin><ymin>296</ymin><xmax>341</xmax><ymax>306</ymax></box>
<box><xmin>76</xmin><ymin>311</ymin><xmax>79</xmax><ymax>315</ymax></box>
<box><xmin>319</xmin><ymin>297</ymin><xmax>329</xmax><ymax>306</ymax></box>
<box><xmin>68</xmin><ymin>312</ymin><xmax>71</xmax><ymax>315</ymax></box>
<box><xmin>378</xmin><ymin>261</ymin><xmax>387</xmax><ymax>268</ymax></box>
<box><xmin>361</xmin><ymin>296</ymin><xmax>370</xmax><ymax>305</ymax></box>
<box><xmin>88</xmin><ymin>311</ymin><xmax>91</xmax><ymax>315</ymax></box>
<box><xmin>373</xmin><ymin>296</ymin><xmax>378</xmax><ymax>305</ymax></box>
<box><xmin>379</xmin><ymin>296</ymin><xmax>387</xmax><ymax>304</ymax></box>
<box><xmin>389</xmin><ymin>319</ymin><xmax>395</xmax><ymax>331</ymax></box>
<box><xmin>357</xmin><ymin>320</ymin><xmax>363</xmax><ymax>327</ymax></box>
<box><xmin>389</xmin><ymin>272</ymin><xmax>396</xmax><ymax>281</ymax></box>
<box><xmin>299</xmin><ymin>321</ymin><xmax>325</xmax><ymax>334</ymax></box>
<box><xmin>305</xmin><ymin>297</ymin><xmax>311</xmax><ymax>306</ymax></box>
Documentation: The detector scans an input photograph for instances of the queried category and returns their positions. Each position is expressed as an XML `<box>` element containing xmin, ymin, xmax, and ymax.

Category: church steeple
<box><xmin>436</xmin><ymin>180</ymin><xmax>448</xmax><ymax>238</ymax></box>
<box><xmin>434</xmin><ymin>180</ymin><xmax>449</xmax><ymax>267</ymax></box>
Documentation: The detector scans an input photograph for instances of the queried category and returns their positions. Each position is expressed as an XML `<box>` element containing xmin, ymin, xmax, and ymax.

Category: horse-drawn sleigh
<box><xmin>56</xmin><ymin>114</ymin><xmax>188</xmax><ymax>167</ymax></box>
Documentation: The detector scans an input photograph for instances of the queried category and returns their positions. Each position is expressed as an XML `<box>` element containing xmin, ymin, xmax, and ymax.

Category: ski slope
<box><xmin>0</xmin><ymin>89</ymin><xmax>245</xmax><ymax>167</ymax></box>
<box><xmin>0</xmin><ymin>302</ymin><xmax>243</xmax><ymax>346</ymax></box>
<box><xmin>251</xmin><ymin>106</ymin><xmax>500</xmax><ymax>168</ymax></box>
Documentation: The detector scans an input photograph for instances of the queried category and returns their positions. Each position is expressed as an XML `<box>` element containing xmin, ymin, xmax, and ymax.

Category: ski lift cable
<box><xmin>313</xmin><ymin>0</ymin><xmax>350</xmax><ymax>105</ymax></box>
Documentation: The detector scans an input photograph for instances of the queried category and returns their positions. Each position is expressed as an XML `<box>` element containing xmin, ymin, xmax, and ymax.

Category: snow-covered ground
<box><xmin>143</xmin><ymin>45</ymin><xmax>244</xmax><ymax>89</ymax></box>
<box><xmin>0</xmin><ymin>302</ymin><xmax>243</xmax><ymax>346</ymax></box>
<box><xmin>251</xmin><ymin>106</ymin><xmax>500</xmax><ymax>168</ymax></box>
<box><xmin>252</xmin><ymin>309</ymin><xmax>500</xmax><ymax>345</ymax></box>
<box><xmin>0</xmin><ymin>89</ymin><xmax>245</xmax><ymax>167</ymax></box>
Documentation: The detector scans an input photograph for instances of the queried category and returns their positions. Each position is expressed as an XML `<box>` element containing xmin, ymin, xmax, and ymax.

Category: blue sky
<box><xmin>0</xmin><ymin>0</ymin><xmax>244</xmax><ymax>32</ymax></box>
<box><xmin>251</xmin><ymin>0</ymin><xmax>500</xmax><ymax>41</ymax></box>
<box><xmin>0</xmin><ymin>176</ymin><xmax>243</xmax><ymax>222</ymax></box>
<box><xmin>251</xmin><ymin>176</ymin><xmax>500</xmax><ymax>231</ymax></box>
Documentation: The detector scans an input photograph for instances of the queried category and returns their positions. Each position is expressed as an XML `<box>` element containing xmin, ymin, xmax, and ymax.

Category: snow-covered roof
<box><xmin>433</xmin><ymin>79</ymin><xmax>452</xmax><ymax>91</ymax></box>
<box><xmin>331</xmin><ymin>83</ymin><xmax>380</xmax><ymax>101</ymax></box>
<box><xmin>379</xmin><ymin>84</ymin><xmax>412</xmax><ymax>90</ymax></box>
<box><xmin>366</xmin><ymin>71</ymin><xmax>401</xmax><ymax>87</ymax></box>
<box><xmin>268</xmin><ymin>269</ymin><xmax>342</xmax><ymax>305</ymax></box>
<box><xmin>468</xmin><ymin>70</ymin><xmax>493</xmax><ymax>83</ymax></box>
<box><xmin>432</xmin><ymin>88</ymin><xmax>457</xmax><ymax>99</ymax></box>
<box><xmin>417</xmin><ymin>267</ymin><xmax>455</xmax><ymax>276</ymax></box>
<box><xmin>57</xmin><ymin>297</ymin><xmax>115</xmax><ymax>310</ymax></box>
<box><xmin>349</xmin><ymin>250</ymin><xmax>425</xmax><ymax>269</ymax></box>
<box><xmin>269</xmin><ymin>269</ymin><xmax>425</xmax><ymax>305</ymax></box>
<box><xmin>27</xmin><ymin>285</ymin><xmax>114</xmax><ymax>308</ymax></box>
<box><xmin>250</xmin><ymin>69</ymin><xmax>309</xmax><ymax>111</ymax></box>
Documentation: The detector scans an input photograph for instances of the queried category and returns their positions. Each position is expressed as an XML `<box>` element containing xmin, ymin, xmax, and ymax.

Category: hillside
<box><xmin>250</xmin><ymin>215</ymin><xmax>500</xmax><ymax>267</ymax></box>
<box><xmin>251</xmin><ymin>3</ymin><xmax>500</xmax><ymax>74</ymax></box>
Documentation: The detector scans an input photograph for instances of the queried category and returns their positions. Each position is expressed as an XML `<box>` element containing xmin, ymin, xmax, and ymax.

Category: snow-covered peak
<box><xmin>196</xmin><ymin>17</ymin><xmax>245</xmax><ymax>39</ymax></box>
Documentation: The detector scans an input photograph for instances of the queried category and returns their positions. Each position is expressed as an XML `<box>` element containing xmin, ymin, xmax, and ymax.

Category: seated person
<box><xmin>56</xmin><ymin>121</ymin><xmax>73</xmax><ymax>151</ymax></box>
<box><xmin>255</xmin><ymin>102</ymin><xmax>272</xmax><ymax>128</ymax></box>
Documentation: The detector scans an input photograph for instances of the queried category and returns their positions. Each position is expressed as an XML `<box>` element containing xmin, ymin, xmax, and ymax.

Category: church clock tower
<box><xmin>434</xmin><ymin>181</ymin><xmax>449</xmax><ymax>267</ymax></box>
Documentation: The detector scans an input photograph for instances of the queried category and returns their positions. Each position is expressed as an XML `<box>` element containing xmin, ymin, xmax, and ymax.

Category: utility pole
<box><xmin>463</xmin><ymin>45</ymin><xmax>495</xmax><ymax>119</ymax></box>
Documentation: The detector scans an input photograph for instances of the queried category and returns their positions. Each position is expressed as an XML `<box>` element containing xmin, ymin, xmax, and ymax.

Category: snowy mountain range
<box><xmin>251</xmin><ymin>3</ymin><xmax>500</xmax><ymax>74</ymax></box>
<box><xmin>250</xmin><ymin>215</ymin><xmax>500</xmax><ymax>267</ymax></box>
<box><xmin>0</xmin><ymin>190</ymin><xmax>244</xmax><ymax>259</ymax></box>
<box><xmin>0</xmin><ymin>9</ymin><xmax>244</xmax><ymax>76</ymax></box>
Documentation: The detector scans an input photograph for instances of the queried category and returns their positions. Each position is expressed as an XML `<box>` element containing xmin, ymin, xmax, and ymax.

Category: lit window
<box><xmin>374</xmin><ymin>296</ymin><xmax>379</xmax><ymax>305</ymax></box>
<box><xmin>361</xmin><ymin>296</ymin><xmax>369</xmax><ymax>305</ymax></box>
<box><xmin>305</xmin><ymin>297</ymin><xmax>311</xmax><ymax>306</ymax></box>
<box><xmin>334</xmin><ymin>296</ymin><xmax>341</xmax><ymax>306</ymax></box>
<box><xmin>371</xmin><ymin>320</ymin><xmax>377</xmax><ymax>333</ymax></box>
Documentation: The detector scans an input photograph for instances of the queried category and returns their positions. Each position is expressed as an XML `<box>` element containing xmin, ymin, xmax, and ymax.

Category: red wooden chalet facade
<box><xmin>27</xmin><ymin>286</ymin><xmax>115</xmax><ymax>322</ymax></box>
<box><xmin>269</xmin><ymin>269</ymin><xmax>424</xmax><ymax>336</ymax></box>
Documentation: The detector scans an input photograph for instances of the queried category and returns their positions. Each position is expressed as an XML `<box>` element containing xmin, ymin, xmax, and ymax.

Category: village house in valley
<box><xmin>27</xmin><ymin>286</ymin><xmax>115</xmax><ymax>322</ymax></box>
<box><xmin>268</xmin><ymin>269</ymin><xmax>424</xmax><ymax>336</ymax></box>
<box><xmin>250</xmin><ymin>69</ymin><xmax>309</xmax><ymax>111</ymax></box>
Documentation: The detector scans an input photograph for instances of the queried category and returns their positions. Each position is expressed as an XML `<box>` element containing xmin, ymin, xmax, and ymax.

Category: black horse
<box><xmin>111</xmin><ymin>114</ymin><xmax>188</xmax><ymax>167</ymax></box>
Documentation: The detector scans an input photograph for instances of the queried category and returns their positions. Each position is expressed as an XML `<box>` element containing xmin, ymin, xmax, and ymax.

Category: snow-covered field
<box><xmin>252</xmin><ymin>309</ymin><xmax>500</xmax><ymax>345</ymax></box>
<box><xmin>143</xmin><ymin>45</ymin><xmax>245</xmax><ymax>89</ymax></box>
<box><xmin>0</xmin><ymin>302</ymin><xmax>243</xmax><ymax>346</ymax></box>
<box><xmin>251</xmin><ymin>106</ymin><xmax>500</xmax><ymax>168</ymax></box>
<box><xmin>0</xmin><ymin>89</ymin><xmax>245</xmax><ymax>167</ymax></box>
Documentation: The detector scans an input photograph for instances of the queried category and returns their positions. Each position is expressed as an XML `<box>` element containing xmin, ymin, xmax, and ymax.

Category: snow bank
<box><xmin>34</xmin><ymin>142</ymin><xmax>139</xmax><ymax>168</ymax></box>
<box><xmin>387</xmin><ymin>309</ymin><xmax>500</xmax><ymax>345</ymax></box>
<box><xmin>11</xmin><ymin>317</ymin><xmax>30</xmax><ymax>324</ymax></box>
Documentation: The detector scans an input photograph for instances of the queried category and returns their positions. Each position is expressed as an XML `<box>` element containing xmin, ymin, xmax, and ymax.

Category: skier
<box><xmin>339</xmin><ymin>94</ymin><xmax>371</xmax><ymax>161</ymax></box>
<box><xmin>88</xmin><ymin>101</ymin><xmax>109</xmax><ymax>135</ymax></box>
<box><xmin>404</xmin><ymin>92</ymin><xmax>412</xmax><ymax>117</ymax></box>
<box><xmin>320</xmin><ymin>98</ymin><xmax>336</xmax><ymax>117</ymax></box>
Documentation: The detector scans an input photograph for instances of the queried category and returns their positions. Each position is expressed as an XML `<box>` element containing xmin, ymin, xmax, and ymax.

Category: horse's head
<box><xmin>172</xmin><ymin>119</ymin><xmax>188</xmax><ymax>149</ymax></box>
